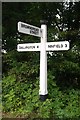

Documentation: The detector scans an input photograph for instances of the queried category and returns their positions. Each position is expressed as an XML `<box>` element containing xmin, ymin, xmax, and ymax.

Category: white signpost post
<box><xmin>17</xmin><ymin>20</ymin><xmax>70</xmax><ymax>101</ymax></box>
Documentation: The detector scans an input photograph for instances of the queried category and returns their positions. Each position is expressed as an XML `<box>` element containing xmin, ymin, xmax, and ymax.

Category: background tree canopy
<box><xmin>2</xmin><ymin>2</ymin><xmax>80</xmax><ymax>119</ymax></box>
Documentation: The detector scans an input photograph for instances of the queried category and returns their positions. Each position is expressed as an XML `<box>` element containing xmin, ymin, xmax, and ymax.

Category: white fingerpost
<box><xmin>39</xmin><ymin>20</ymin><xmax>48</xmax><ymax>101</ymax></box>
<box><xmin>17</xmin><ymin>20</ymin><xmax>70</xmax><ymax>101</ymax></box>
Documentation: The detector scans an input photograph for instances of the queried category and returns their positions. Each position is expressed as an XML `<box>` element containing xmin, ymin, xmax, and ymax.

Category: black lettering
<box><xmin>37</xmin><ymin>46</ymin><xmax>39</xmax><ymax>48</ymax></box>
<box><xmin>31</xmin><ymin>27</ymin><xmax>35</xmax><ymax>30</ymax></box>
<box><xmin>30</xmin><ymin>29</ymin><xmax>39</xmax><ymax>35</ymax></box>
<box><xmin>32</xmin><ymin>46</ymin><xmax>35</xmax><ymax>49</ymax></box>
<box><xmin>27</xmin><ymin>26</ymin><xmax>29</xmax><ymax>29</ymax></box>
<box><xmin>21</xmin><ymin>23</ymin><xmax>39</xmax><ymax>35</ymax></box>
<box><xmin>65</xmin><ymin>44</ymin><xmax>67</xmax><ymax>47</ymax></box>
<box><xmin>30</xmin><ymin>30</ymin><xmax>36</xmax><ymax>34</ymax></box>
<box><xmin>25</xmin><ymin>46</ymin><xmax>35</xmax><ymax>49</ymax></box>
<box><xmin>56</xmin><ymin>44</ymin><xmax>60</xmax><ymax>48</ymax></box>
<box><xmin>48</xmin><ymin>45</ymin><xmax>55</xmax><ymax>48</ymax></box>
<box><xmin>61</xmin><ymin>44</ymin><xmax>63</xmax><ymax>48</ymax></box>
<box><xmin>21</xmin><ymin>24</ymin><xmax>30</xmax><ymax>29</ymax></box>
<box><xmin>19</xmin><ymin>46</ymin><xmax>24</xmax><ymax>49</ymax></box>
<box><xmin>21</xmin><ymin>24</ymin><xmax>25</xmax><ymax>28</ymax></box>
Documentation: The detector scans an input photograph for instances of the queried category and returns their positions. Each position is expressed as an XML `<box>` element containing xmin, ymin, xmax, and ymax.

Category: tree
<box><xmin>2</xmin><ymin>2</ymin><xmax>80</xmax><ymax>118</ymax></box>
<box><xmin>2</xmin><ymin>2</ymin><xmax>80</xmax><ymax>87</ymax></box>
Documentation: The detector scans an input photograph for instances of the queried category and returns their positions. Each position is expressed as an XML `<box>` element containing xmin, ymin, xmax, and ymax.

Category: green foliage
<box><xmin>2</xmin><ymin>68</ymin><xmax>80</xmax><ymax>119</ymax></box>
<box><xmin>54</xmin><ymin>60</ymin><xmax>80</xmax><ymax>88</ymax></box>
<box><xmin>2</xmin><ymin>2</ymin><xmax>80</xmax><ymax>119</ymax></box>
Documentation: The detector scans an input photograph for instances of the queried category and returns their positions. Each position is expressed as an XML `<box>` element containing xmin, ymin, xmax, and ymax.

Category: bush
<box><xmin>2</xmin><ymin>51</ymin><xmax>80</xmax><ymax>119</ymax></box>
<box><xmin>2</xmin><ymin>71</ymin><xmax>80</xmax><ymax>119</ymax></box>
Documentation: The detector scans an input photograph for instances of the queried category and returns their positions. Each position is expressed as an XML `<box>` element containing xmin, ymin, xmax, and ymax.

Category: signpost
<box><xmin>17</xmin><ymin>20</ymin><xmax>70</xmax><ymax>101</ymax></box>
<box><xmin>18</xmin><ymin>22</ymin><xmax>43</xmax><ymax>37</ymax></box>
<box><xmin>46</xmin><ymin>41</ymin><xmax>69</xmax><ymax>51</ymax></box>
<box><xmin>17</xmin><ymin>41</ymin><xmax>69</xmax><ymax>52</ymax></box>
<box><xmin>17</xmin><ymin>43</ymin><xmax>41</xmax><ymax>51</ymax></box>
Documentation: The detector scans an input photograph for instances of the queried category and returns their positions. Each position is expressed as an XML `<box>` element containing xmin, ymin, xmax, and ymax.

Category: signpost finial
<box><xmin>40</xmin><ymin>20</ymin><xmax>48</xmax><ymax>25</ymax></box>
